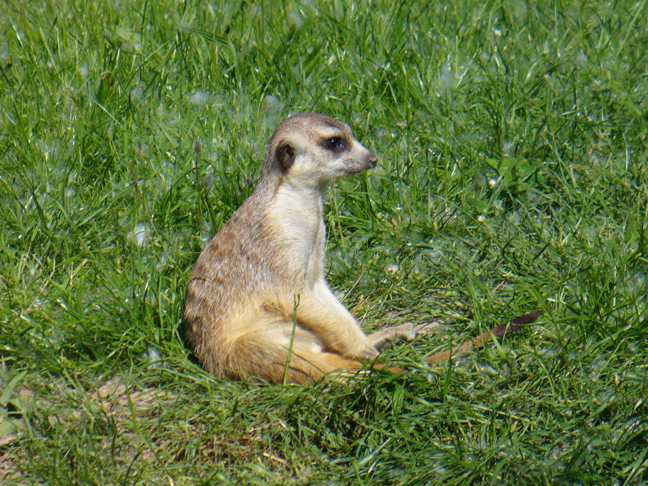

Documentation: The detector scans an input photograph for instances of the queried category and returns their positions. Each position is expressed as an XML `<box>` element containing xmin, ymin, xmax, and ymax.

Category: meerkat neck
<box><xmin>274</xmin><ymin>179</ymin><xmax>325</xmax><ymax>227</ymax></box>
<box><xmin>284</xmin><ymin>177</ymin><xmax>326</xmax><ymax>204</ymax></box>
<box><xmin>266</xmin><ymin>178</ymin><xmax>328</xmax><ymax>284</ymax></box>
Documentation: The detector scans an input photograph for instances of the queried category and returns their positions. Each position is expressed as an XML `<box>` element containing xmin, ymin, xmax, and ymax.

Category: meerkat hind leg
<box><xmin>228</xmin><ymin>322</ymin><xmax>366</xmax><ymax>384</ymax></box>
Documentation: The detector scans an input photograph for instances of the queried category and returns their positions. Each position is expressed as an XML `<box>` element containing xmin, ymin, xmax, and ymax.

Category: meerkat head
<box><xmin>263</xmin><ymin>113</ymin><xmax>377</xmax><ymax>185</ymax></box>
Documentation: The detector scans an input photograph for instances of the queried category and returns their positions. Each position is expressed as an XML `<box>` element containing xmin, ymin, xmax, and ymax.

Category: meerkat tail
<box><xmin>424</xmin><ymin>310</ymin><xmax>543</xmax><ymax>365</ymax></box>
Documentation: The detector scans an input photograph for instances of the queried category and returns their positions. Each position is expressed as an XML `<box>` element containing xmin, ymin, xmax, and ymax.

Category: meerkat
<box><xmin>185</xmin><ymin>113</ymin><xmax>540</xmax><ymax>384</ymax></box>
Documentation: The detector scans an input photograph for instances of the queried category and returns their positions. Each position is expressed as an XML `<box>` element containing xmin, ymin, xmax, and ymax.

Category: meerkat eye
<box><xmin>320</xmin><ymin>136</ymin><xmax>349</xmax><ymax>153</ymax></box>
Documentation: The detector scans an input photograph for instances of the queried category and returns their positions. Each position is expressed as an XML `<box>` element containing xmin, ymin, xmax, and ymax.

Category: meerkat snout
<box><xmin>357</xmin><ymin>150</ymin><xmax>378</xmax><ymax>172</ymax></box>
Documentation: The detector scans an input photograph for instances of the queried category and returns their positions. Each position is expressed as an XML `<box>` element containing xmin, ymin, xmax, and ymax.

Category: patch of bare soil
<box><xmin>0</xmin><ymin>451</ymin><xmax>22</xmax><ymax>484</ymax></box>
<box><xmin>90</xmin><ymin>377</ymin><xmax>164</xmax><ymax>418</ymax></box>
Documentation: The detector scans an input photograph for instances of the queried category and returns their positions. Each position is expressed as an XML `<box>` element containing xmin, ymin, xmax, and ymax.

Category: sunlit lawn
<box><xmin>1</xmin><ymin>1</ymin><xmax>646</xmax><ymax>483</ymax></box>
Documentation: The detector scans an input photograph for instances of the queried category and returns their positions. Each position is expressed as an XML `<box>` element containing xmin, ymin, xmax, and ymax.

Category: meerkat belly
<box><xmin>267</xmin><ymin>185</ymin><xmax>325</xmax><ymax>285</ymax></box>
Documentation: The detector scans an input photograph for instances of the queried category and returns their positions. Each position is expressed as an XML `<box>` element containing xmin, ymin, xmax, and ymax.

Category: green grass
<box><xmin>1</xmin><ymin>0</ymin><xmax>647</xmax><ymax>483</ymax></box>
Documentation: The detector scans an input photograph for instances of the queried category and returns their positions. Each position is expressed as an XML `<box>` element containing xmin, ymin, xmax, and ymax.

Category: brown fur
<box><xmin>185</xmin><ymin>113</ymin><xmax>540</xmax><ymax>384</ymax></box>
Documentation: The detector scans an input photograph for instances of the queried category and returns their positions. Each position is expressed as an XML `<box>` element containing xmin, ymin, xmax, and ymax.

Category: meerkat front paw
<box><xmin>367</xmin><ymin>323</ymin><xmax>418</xmax><ymax>351</ymax></box>
<box><xmin>334</xmin><ymin>338</ymin><xmax>379</xmax><ymax>361</ymax></box>
<box><xmin>357</xmin><ymin>346</ymin><xmax>379</xmax><ymax>361</ymax></box>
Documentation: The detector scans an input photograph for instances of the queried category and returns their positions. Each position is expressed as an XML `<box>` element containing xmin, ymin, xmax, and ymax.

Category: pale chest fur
<box><xmin>266</xmin><ymin>182</ymin><xmax>326</xmax><ymax>288</ymax></box>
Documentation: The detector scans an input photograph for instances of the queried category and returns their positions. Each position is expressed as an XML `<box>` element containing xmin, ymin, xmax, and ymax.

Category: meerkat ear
<box><xmin>275</xmin><ymin>142</ymin><xmax>295</xmax><ymax>172</ymax></box>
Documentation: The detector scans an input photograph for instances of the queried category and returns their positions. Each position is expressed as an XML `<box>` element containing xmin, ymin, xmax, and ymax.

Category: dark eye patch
<box><xmin>320</xmin><ymin>136</ymin><xmax>349</xmax><ymax>153</ymax></box>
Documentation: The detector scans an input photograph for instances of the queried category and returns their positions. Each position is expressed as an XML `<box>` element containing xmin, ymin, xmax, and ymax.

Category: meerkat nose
<box><xmin>366</xmin><ymin>153</ymin><xmax>378</xmax><ymax>168</ymax></box>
